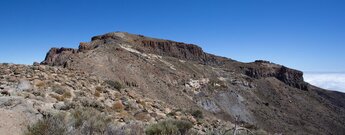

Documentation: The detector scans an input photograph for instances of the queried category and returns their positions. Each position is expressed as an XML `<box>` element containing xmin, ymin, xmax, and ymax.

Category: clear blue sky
<box><xmin>0</xmin><ymin>0</ymin><xmax>344</xmax><ymax>72</ymax></box>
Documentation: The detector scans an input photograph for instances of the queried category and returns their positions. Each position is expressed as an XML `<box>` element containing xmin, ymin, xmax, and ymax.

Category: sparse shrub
<box><xmin>62</xmin><ymin>107</ymin><xmax>113</xmax><ymax>135</ymax></box>
<box><xmin>60</xmin><ymin>100</ymin><xmax>76</xmax><ymax>110</ymax></box>
<box><xmin>137</xmin><ymin>100</ymin><xmax>146</xmax><ymax>107</ymax></box>
<box><xmin>167</xmin><ymin>112</ymin><xmax>176</xmax><ymax>117</ymax></box>
<box><xmin>134</xmin><ymin>111</ymin><xmax>151</xmax><ymax>121</ymax></box>
<box><xmin>208</xmin><ymin>127</ymin><xmax>269</xmax><ymax>135</ymax></box>
<box><xmin>75</xmin><ymin>91</ymin><xmax>86</xmax><ymax>97</ymax></box>
<box><xmin>106</xmin><ymin>122</ymin><xmax>145</xmax><ymax>135</ymax></box>
<box><xmin>71</xmin><ymin>108</ymin><xmax>87</xmax><ymax>128</ymax></box>
<box><xmin>79</xmin><ymin>98</ymin><xmax>105</xmax><ymax>111</ymax></box>
<box><xmin>62</xmin><ymin>91</ymin><xmax>72</xmax><ymax>99</ymax></box>
<box><xmin>146</xmin><ymin>120</ymin><xmax>179</xmax><ymax>135</ymax></box>
<box><xmin>81</xmin><ymin>119</ymin><xmax>109</xmax><ymax>135</ymax></box>
<box><xmin>208</xmin><ymin>79</ymin><xmax>228</xmax><ymax>91</ymax></box>
<box><xmin>35</xmin><ymin>80</ymin><xmax>45</xmax><ymax>88</ymax></box>
<box><xmin>253</xmin><ymin>129</ymin><xmax>269</xmax><ymax>135</ymax></box>
<box><xmin>52</xmin><ymin>85</ymin><xmax>66</xmax><ymax>95</ymax></box>
<box><xmin>25</xmin><ymin>107</ymin><xmax>147</xmax><ymax>135</ymax></box>
<box><xmin>104</xmin><ymin>80</ymin><xmax>123</xmax><ymax>90</ymax></box>
<box><xmin>167</xmin><ymin>109</ymin><xmax>182</xmax><ymax>117</ymax></box>
<box><xmin>95</xmin><ymin>86</ymin><xmax>103</xmax><ymax>92</ymax></box>
<box><xmin>50</xmin><ymin>94</ymin><xmax>64</xmax><ymax>101</ymax></box>
<box><xmin>52</xmin><ymin>85</ymin><xmax>72</xmax><ymax>100</ymax></box>
<box><xmin>32</xmin><ymin>91</ymin><xmax>45</xmax><ymax>97</ymax></box>
<box><xmin>71</xmin><ymin>108</ymin><xmax>112</xmax><ymax>135</ymax></box>
<box><xmin>243</xmin><ymin>123</ymin><xmax>257</xmax><ymax>130</ymax></box>
<box><xmin>125</xmin><ymin>81</ymin><xmax>138</xmax><ymax>87</ymax></box>
<box><xmin>112</xmin><ymin>101</ymin><xmax>125</xmax><ymax>112</ymax></box>
<box><xmin>94</xmin><ymin>91</ymin><xmax>101</xmax><ymax>97</ymax></box>
<box><xmin>191</xmin><ymin>110</ymin><xmax>203</xmax><ymax>119</ymax></box>
<box><xmin>25</xmin><ymin>114</ymin><xmax>67</xmax><ymax>135</ymax></box>
<box><xmin>125</xmin><ymin>100</ymin><xmax>139</xmax><ymax>111</ymax></box>
<box><xmin>145</xmin><ymin>119</ymin><xmax>193</xmax><ymax>135</ymax></box>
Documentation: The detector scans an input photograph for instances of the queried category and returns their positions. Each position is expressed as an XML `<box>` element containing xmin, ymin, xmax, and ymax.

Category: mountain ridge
<box><xmin>42</xmin><ymin>32</ymin><xmax>308</xmax><ymax>91</ymax></box>
<box><xmin>30</xmin><ymin>32</ymin><xmax>345</xmax><ymax>134</ymax></box>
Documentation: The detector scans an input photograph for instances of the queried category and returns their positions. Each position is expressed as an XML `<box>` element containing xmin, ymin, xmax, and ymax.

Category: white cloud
<box><xmin>304</xmin><ymin>73</ymin><xmax>345</xmax><ymax>93</ymax></box>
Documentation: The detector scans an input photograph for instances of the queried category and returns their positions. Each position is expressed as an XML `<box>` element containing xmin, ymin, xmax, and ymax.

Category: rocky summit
<box><xmin>1</xmin><ymin>32</ymin><xmax>345</xmax><ymax>135</ymax></box>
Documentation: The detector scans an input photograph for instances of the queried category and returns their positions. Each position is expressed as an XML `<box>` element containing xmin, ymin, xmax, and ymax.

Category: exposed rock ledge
<box><xmin>41</xmin><ymin>47</ymin><xmax>77</xmax><ymax>67</ymax></box>
<box><xmin>243</xmin><ymin>61</ymin><xmax>308</xmax><ymax>90</ymax></box>
<box><xmin>42</xmin><ymin>32</ymin><xmax>229</xmax><ymax>66</ymax></box>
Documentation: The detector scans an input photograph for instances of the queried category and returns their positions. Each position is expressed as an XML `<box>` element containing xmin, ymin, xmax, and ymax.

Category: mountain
<box><xmin>1</xmin><ymin>32</ymin><xmax>345</xmax><ymax>135</ymax></box>
<box><xmin>41</xmin><ymin>32</ymin><xmax>345</xmax><ymax>134</ymax></box>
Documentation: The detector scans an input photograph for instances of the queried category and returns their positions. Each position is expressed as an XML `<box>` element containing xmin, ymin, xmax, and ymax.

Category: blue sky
<box><xmin>0</xmin><ymin>0</ymin><xmax>344</xmax><ymax>72</ymax></box>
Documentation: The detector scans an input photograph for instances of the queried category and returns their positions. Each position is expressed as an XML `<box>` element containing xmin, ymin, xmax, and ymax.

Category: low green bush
<box><xmin>104</xmin><ymin>80</ymin><xmax>123</xmax><ymax>90</ymax></box>
<box><xmin>191</xmin><ymin>110</ymin><xmax>203</xmax><ymax>119</ymax></box>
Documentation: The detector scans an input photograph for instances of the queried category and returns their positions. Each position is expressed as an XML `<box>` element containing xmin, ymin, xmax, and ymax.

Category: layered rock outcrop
<box><xmin>43</xmin><ymin>32</ymin><xmax>229</xmax><ymax>67</ymax></box>
<box><xmin>243</xmin><ymin>61</ymin><xmax>308</xmax><ymax>90</ymax></box>
<box><xmin>41</xmin><ymin>47</ymin><xmax>77</xmax><ymax>67</ymax></box>
<box><xmin>139</xmin><ymin>40</ymin><xmax>206</xmax><ymax>61</ymax></box>
<box><xmin>78</xmin><ymin>42</ymin><xmax>97</xmax><ymax>52</ymax></box>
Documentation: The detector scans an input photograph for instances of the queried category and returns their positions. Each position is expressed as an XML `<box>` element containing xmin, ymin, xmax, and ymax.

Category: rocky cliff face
<box><xmin>243</xmin><ymin>61</ymin><xmax>308</xmax><ymax>90</ymax></box>
<box><xmin>139</xmin><ymin>40</ymin><xmax>206</xmax><ymax>61</ymax></box>
<box><xmin>90</xmin><ymin>32</ymin><xmax>208</xmax><ymax>62</ymax></box>
<box><xmin>42</xmin><ymin>32</ymin><xmax>228</xmax><ymax>67</ymax></box>
<box><xmin>32</xmin><ymin>32</ymin><xmax>345</xmax><ymax>134</ymax></box>
<box><xmin>41</xmin><ymin>47</ymin><xmax>77</xmax><ymax>67</ymax></box>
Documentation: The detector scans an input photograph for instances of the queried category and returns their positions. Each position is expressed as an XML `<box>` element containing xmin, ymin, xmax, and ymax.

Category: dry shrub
<box><xmin>112</xmin><ymin>101</ymin><xmax>125</xmax><ymax>112</ymax></box>
<box><xmin>52</xmin><ymin>85</ymin><xmax>66</xmax><ymax>95</ymax></box>
<box><xmin>35</xmin><ymin>80</ymin><xmax>45</xmax><ymax>88</ymax></box>
<box><xmin>32</xmin><ymin>91</ymin><xmax>45</xmax><ymax>97</ymax></box>
<box><xmin>50</xmin><ymin>94</ymin><xmax>64</xmax><ymax>101</ymax></box>
<box><xmin>114</xmin><ymin>92</ymin><xmax>122</xmax><ymax>99</ymax></box>
<box><xmin>25</xmin><ymin>107</ymin><xmax>147</xmax><ymax>135</ymax></box>
<box><xmin>138</xmin><ymin>100</ymin><xmax>147</xmax><ymax>107</ymax></box>
<box><xmin>253</xmin><ymin>129</ymin><xmax>269</xmax><ymax>135</ymax></box>
<box><xmin>191</xmin><ymin>110</ymin><xmax>203</xmax><ymax>119</ymax></box>
<box><xmin>96</xmin><ymin>86</ymin><xmax>103</xmax><ymax>92</ymax></box>
<box><xmin>145</xmin><ymin>119</ymin><xmax>193</xmax><ymax>135</ymax></box>
<box><xmin>62</xmin><ymin>91</ymin><xmax>72</xmax><ymax>99</ymax></box>
<box><xmin>25</xmin><ymin>114</ymin><xmax>67</xmax><ymax>135</ymax></box>
<box><xmin>209</xmin><ymin>127</ymin><xmax>269</xmax><ymax>135</ymax></box>
<box><xmin>94</xmin><ymin>91</ymin><xmax>101</xmax><ymax>97</ymax></box>
<box><xmin>70</xmin><ymin>107</ymin><xmax>112</xmax><ymax>134</ymax></box>
<box><xmin>106</xmin><ymin>122</ymin><xmax>145</xmax><ymax>135</ymax></box>
<box><xmin>104</xmin><ymin>80</ymin><xmax>123</xmax><ymax>90</ymax></box>
<box><xmin>134</xmin><ymin>112</ymin><xmax>151</xmax><ymax>121</ymax></box>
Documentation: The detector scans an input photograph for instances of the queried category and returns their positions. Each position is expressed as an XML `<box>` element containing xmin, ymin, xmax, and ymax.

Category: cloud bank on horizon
<box><xmin>304</xmin><ymin>73</ymin><xmax>345</xmax><ymax>93</ymax></box>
